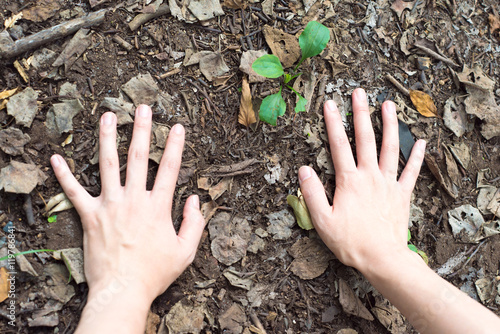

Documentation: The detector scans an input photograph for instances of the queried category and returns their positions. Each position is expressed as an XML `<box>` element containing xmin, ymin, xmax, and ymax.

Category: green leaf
<box><xmin>417</xmin><ymin>250</ymin><xmax>429</xmax><ymax>265</ymax></box>
<box><xmin>288</xmin><ymin>86</ymin><xmax>307</xmax><ymax>113</ymax></box>
<box><xmin>259</xmin><ymin>90</ymin><xmax>286</xmax><ymax>126</ymax></box>
<box><xmin>252</xmin><ymin>54</ymin><xmax>284</xmax><ymax>78</ymax></box>
<box><xmin>407</xmin><ymin>244</ymin><xmax>418</xmax><ymax>253</ymax></box>
<box><xmin>407</xmin><ymin>229</ymin><xmax>411</xmax><ymax>242</ymax></box>
<box><xmin>299</xmin><ymin>21</ymin><xmax>330</xmax><ymax>61</ymax></box>
<box><xmin>287</xmin><ymin>195</ymin><xmax>314</xmax><ymax>230</ymax></box>
<box><xmin>48</xmin><ymin>215</ymin><xmax>57</xmax><ymax>223</ymax></box>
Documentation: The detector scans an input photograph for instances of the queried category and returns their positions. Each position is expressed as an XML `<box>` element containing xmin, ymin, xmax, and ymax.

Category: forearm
<box><xmin>361</xmin><ymin>250</ymin><xmax>500</xmax><ymax>334</ymax></box>
<box><xmin>76</xmin><ymin>282</ymin><xmax>153</xmax><ymax>334</ymax></box>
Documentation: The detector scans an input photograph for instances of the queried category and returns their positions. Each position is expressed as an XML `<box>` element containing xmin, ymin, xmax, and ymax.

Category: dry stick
<box><xmin>414</xmin><ymin>42</ymin><xmax>459</xmax><ymax>67</ymax></box>
<box><xmin>0</xmin><ymin>9</ymin><xmax>108</xmax><ymax>60</ymax></box>
<box><xmin>128</xmin><ymin>4</ymin><xmax>171</xmax><ymax>31</ymax></box>
<box><xmin>112</xmin><ymin>35</ymin><xmax>134</xmax><ymax>51</ymax></box>
<box><xmin>385</xmin><ymin>74</ymin><xmax>410</xmax><ymax>96</ymax></box>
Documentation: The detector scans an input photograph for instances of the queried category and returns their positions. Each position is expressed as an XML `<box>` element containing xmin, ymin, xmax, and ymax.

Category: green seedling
<box><xmin>407</xmin><ymin>229</ymin><xmax>429</xmax><ymax>264</ymax></box>
<box><xmin>47</xmin><ymin>215</ymin><xmax>57</xmax><ymax>223</ymax></box>
<box><xmin>252</xmin><ymin>21</ymin><xmax>330</xmax><ymax>125</ymax></box>
<box><xmin>287</xmin><ymin>189</ymin><xmax>314</xmax><ymax>230</ymax></box>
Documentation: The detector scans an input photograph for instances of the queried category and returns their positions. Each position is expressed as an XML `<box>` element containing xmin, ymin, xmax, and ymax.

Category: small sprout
<box><xmin>287</xmin><ymin>189</ymin><xmax>314</xmax><ymax>230</ymax></box>
<box><xmin>251</xmin><ymin>21</ymin><xmax>330</xmax><ymax>125</ymax></box>
<box><xmin>47</xmin><ymin>215</ymin><xmax>57</xmax><ymax>223</ymax></box>
<box><xmin>407</xmin><ymin>229</ymin><xmax>429</xmax><ymax>265</ymax></box>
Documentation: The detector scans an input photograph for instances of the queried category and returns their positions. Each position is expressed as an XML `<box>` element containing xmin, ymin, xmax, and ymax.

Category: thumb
<box><xmin>298</xmin><ymin>166</ymin><xmax>331</xmax><ymax>228</ymax></box>
<box><xmin>177</xmin><ymin>195</ymin><xmax>205</xmax><ymax>262</ymax></box>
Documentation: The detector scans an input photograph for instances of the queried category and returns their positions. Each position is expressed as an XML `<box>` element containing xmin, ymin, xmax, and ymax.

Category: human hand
<box><xmin>298</xmin><ymin>88</ymin><xmax>426</xmax><ymax>273</ymax></box>
<box><xmin>50</xmin><ymin>105</ymin><xmax>205</xmax><ymax>327</ymax></box>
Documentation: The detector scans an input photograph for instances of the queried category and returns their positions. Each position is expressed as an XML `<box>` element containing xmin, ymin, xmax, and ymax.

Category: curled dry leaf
<box><xmin>409</xmin><ymin>90</ymin><xmax>438</xmax><ymax>118</ymax></box>
<box><xmin>0</xmin><ymin>87</ymin><xmax>20</xmax><ymax>100</ymax></box>
<box><xmin>489</xmin><ymin>14</ymin><xmax>500</xmax><ymax>40</ymax></box>
<box><xmin>238</xmin><ymin>77</ymin><xmax>257</xmax><ymax>127</ymax></box>
<box><xmin>4</xmin><ymin>12</ymin><xmax>23</xmax><ymax>29</ymax></box>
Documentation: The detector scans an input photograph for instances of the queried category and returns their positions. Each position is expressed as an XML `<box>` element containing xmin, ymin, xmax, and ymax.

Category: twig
<box><xmin>0</xmin><ymin>9</ymin><xmax>108</xmax><ymax>60</ymax></box>
<box><xmin>112</xmin><ymin>35</ymin><xmax>134</xmax><ymax>51</ymax></box>
<box><xmin>23</xmin><ymin>194</ymin><xmax>35</xmax><ymax>226</ymax></box>
<box><xmin>385</xmin><ymin>74</ymin><xmax>410</xmax><ymax>96</ymax></box>
<box><xmin>128</xmin><ymin>4</ymin><xmax>170</xmax><ymax>31</ymax></box>
<box><xmin>414</xmin><ymin>41</ymin><xmax>459</xmax><ymax>67</ymax></box>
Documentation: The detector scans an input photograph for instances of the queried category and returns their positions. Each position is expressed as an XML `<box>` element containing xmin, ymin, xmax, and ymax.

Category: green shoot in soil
<box><xmin>252</xmin><ymin>21</ymin><xmax>330</xmax><ymax>125</ymax></box>
<box><xmin>407</xmin><ymin>230</ymin><xmax>429</xmax><ymax>264</ymax></box>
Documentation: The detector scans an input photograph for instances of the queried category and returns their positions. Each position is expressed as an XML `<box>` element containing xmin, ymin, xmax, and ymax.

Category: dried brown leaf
<box><xmin>390</xmin><ymin>0</ymin><xmax>415</xmax><ymax>19</ymax></box>
<box><xmin>222</xmin><ymin>0</ymin><xmax>247</xmax><ymax>9</ymax></box>
<box><xmin>4</xmin><ymin>12</ymin><xmax>23</xmax><ymax>29</ymax></box>
<box><xmin>489</xmin><ymin>14</ymin><xmax>500</xmax><ymax>40</ymax></box>
<box><xmin>409</xmin><ymin>90</ymin><xmax>438</xmax><ymax>118</ymax></box>
<box><xmin>238</xmin><ymin>77</ymin><xmax>257</xmax><ymax>127</ymax></box>
<box><xmin>0</xmin><ymin>87</ymin><xmax>20</xmax><ymax>100</ymax></box>
<box><xmin>22</xmin><ymin>0</ymin><xmax>61</xmax><ymax>22</ymax></box>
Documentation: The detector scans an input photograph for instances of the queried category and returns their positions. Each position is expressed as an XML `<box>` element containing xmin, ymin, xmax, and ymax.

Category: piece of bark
<box><xmin>128</xmin><ymin>4</ymin><xmax>170</xmax><ymax>31</ymax></box>
<box><xmin>0</xmin><ymin>9</ymin><xmax>107</xmax><ymax>60</ymax></box>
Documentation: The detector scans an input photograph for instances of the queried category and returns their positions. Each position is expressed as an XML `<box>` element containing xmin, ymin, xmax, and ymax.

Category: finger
<box><xmin>50</xmin><ymin>155</ymin><xmax>94</xmax><ymax>213</ymax></box>
<box><xmin>352</xmin><ymin>88</ymin><xmax>378</xmax><ymax>168</ymax></box>
<box><xmin>298</xmin><ymin>166</ymin><xmax>331</xmax><ymax>227</ymax></box>
<box><xmin>398</xmin><ymin>140</ymin><xmax>426</xmax><ymax>194</ymax></box>
<box><xmin>177</xmin><ymin>195</ymin><xmax>205</xmax><ymax>264</ymax></box>
<box><xmin>378</xmin><ymin>101</ymin><xmax>399</xmax><ymax>178</ymax></box>
<box><xmin>324</xmin><ymin>100</ymin><xmax>356</xmax><ymax>173</ymax></box>
<box><xmin>152</xmin><ymin>124</ymin><xmax>185</xmax><ymax>208</ymax></box>
<box><xmin>99</xmin><ymin>112</ymin><xmax>121</xmax><ymax>195</ymax></box>
<box><xmin>125</xmin><ymin>105</ymin><xmax>152</xmax><ymax>190</ymax></box>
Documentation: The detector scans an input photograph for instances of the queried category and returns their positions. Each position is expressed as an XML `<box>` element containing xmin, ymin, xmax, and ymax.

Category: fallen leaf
<box><xmin>1</xmin><ymin>85</ymin><xmax>23</xmax><ymax>101</ymax></box>
<box><xmin>52</xmin><ymin>29</ymin><xmax>92</xmax><ymax>71</ymax></box>
<box><xmin>266</xmin><ymin>209</ymin><xmax>296</xmax><ymax>240</ymax></box>
<box><xmin>4</xmin><ymin>12</ymin><xmax>23</xmax><ymax>29</ymax></box>
<box><xmin>263</xmin><ymin>25</ymin><xmax>301</xmax><ymax>68</ymax></box>
<box><xmin>238</xmin><ymin>77</ymin><xmax>257</xmax><ymax>127</ymax></box>
<box><xmin>22</xmin><ymin>0</ymin><xmax>61</xmax><ymax>22</ymax></box>
<box><xmin>390</xmin><ymin>0</ymin><xmax>415</xmax><ymax>19</ymax></box>
<box><xmin>163</xmin><ymin>300</ymin><xmax>208</xmax><ymax>334</ymax></box>
<box><xmin>145</xmin><ymin>311</ymin><xmax>161</xmax><ymax>334</ymax></box>
<box><xmin>488</xmin><ymin>14</ymin><xmax>500</xmax><ymax>40</ymax></box>
<box><xmin>13</xmin><ymin>60</ymin><xmax>29</xmax><ymax>83</ymax></box>
<box><xmin>409</xmin><ymin>90</ymin><xmax>438</xmax><ymax>117</ymax></box>
<box><xmin>287</xmin><ymin>190</ymin><xmax>313</xmax><ymax>230</ymax></box>
<box><xmin>371</xmin><ymin>296</ymin><xmax>406</xmax><ymax>334</ymax></box>
<box><xmin>209</xmin><ymin>178</ymin><xmax>232</xmax><ymax>201</ymax></box>
<box><xmin>0</xmin><ymin>267</ymin><xmax>9</xmax><ymax>303</ymax></box>
<box><xmin>239</xmin><ymin>50</ymin><xmax>268</xmax><ymax>83</ymax></box>
<box><xmin>288</xmin><ymin>237</ymin><xmax>334</xmax><ymax>279</ymax></box>
<box><xmin>338</xmin><ymin>279</ymin><xmax>374</xmax><ymax>321</ymax></box>
<box><xmin>219</xmin><ymin>303</ymin><xmax>247</xmax><ymax>333</ymax></box>
<box><xmin>0</xmin><ymin>161</ymin><xmax>48</xmax><ymax>194</ymax></box>
<box><xmin>209</xmin><ymin>212</ymin><xmax>251</xmax><ymax>266</ymax></box>
<box><xmin>222</xmin><ymin>0</ymin><xmax>247</xmax><ymax>9</ymax></box>
<box><xmin>0</xmin><ymin>128</ymin><xmax>31</xmax><ymax>156</ymax></box>
<box><xmin>53</xmin><ymin>248</ymin><xmax>85</xmax><ymax>284</ymax></box>
<box><xmin>201</xmin><ymin>201</ymin><xmax>218</xmax><ymax>223</ymax></box>
<box><xmin>6</xmin><ymin>87</ymin><xmax>38</xmax><ymax>127</ymax></box>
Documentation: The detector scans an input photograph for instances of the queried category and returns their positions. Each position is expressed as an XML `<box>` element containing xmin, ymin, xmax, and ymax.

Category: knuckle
<box><xmin>101</xmin><ymin>156</ymin><xmax>118</xmax><ymax>170</ymax></box>
<box><xmin>383</xmin><ymin>142</ymin><xmax>400</xmax><ymax>156</ymax></box>
<box><xmin>128</xmin><ymin>147</ymin><xmax>149</xmax><ymax>161</ymax></box>
<box><xmin>162</xmin><ymin>158</ymin><xmax>179</xmax><ymax>171</ymax></box>
<box><xmin>330</xmin><ymin>135</ymin><xmax>349</xmax><ymax>148</ymax></box>
<box><xmin>356</xmin><ymin>132</ymin><xmax>375</xmax><ymax>144</ymax></box>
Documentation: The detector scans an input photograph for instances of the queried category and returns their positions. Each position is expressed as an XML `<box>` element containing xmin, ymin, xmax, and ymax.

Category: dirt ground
<box><xmin>0</xmin><ymin>0</ymin><xmax>499</xmax><ymax>333</ymax></box>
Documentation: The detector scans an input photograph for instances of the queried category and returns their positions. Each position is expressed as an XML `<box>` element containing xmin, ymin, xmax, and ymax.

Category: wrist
<box><xmin>359</xmin><ymin>247</ymin><xmax>425</xmax><ymax>282</ymax></box>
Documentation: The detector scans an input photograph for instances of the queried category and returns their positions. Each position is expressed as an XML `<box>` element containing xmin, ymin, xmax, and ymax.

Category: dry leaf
<box><xmin>489</xmin><ymin>14</ymin><xmax>500</xmax><ymax>40</ymax></box>
<box><xmin>13</xmin><ymin>60</ymin><xmax>29</xmax><ymax>83</ymax></box>
<box><xmin>0</xmin><ymin>267</ymin><xmax>9</xmax><ymax>303</ymax></box>
<box><xmin>22</xmin><ymin>0</ymin><xmax>61</xmax><ymax>22</ymax></box>
<box><xmin>238</xmin><ymin>77</ymin><xmax>257</xmax><ymax>126</ymax></box>
<box><xmin>223</xmin><ymin>0</ymin><xmax>247</xmax><ymax>9</ymax></box>
<box><xmin>409</xmin><ymin>90</ymin><xmax>438</xmax><ymax>118</ymax></box>
<box><xmin>4</xmin><ymin>12</ymin><xmax>23</xmax><ymax>29</ymax></box>
<box><xmin>0</xmin><ymin>87</ymin><xmax>20</xmax><ymax>100</ymax></box>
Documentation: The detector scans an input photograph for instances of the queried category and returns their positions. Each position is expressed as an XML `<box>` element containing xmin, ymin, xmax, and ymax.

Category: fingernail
<box><xmin>190</xmin><ymin>195</ymin><xmax>200</xmax><ymax>209</ymax></box>
<box><xmin>172</xmin><ymin>124</ymin><xmax>184</xmax><ymax>135</ymax></box>
<box><xmin>298</xmin><ymin>166</ymin><xmax>312</xmax><ymax>184</ymax></box>
<box><xmin>418</xmin><ymin>140</ymin><xmax>426</xmax><ymax>151</ymax></box>
<box><xmin>101</xmin><ymin>113</ymin><xmax>114</xmax><ymax>126</ymax></box>
<box><xmin>324</xmin><ymin>100</ymin><xmax>337</xmax><ymax>113</ymax></box>
<box><xmin>138</xmin><ymin>105</ymin><xmax>150</xmax><ymax>118</ymax></box>
<box><xmin>51</xmin><ymin>155</ymin><xmax>60</xmax><ymax>168</ymax></box>
<box><xmin>387</xmin><ymin>101</ymin><xmax>396</xmax><ymax>114</ymax></box>
<box><xmin>354</xmin><ymin>88</ymin><xmax>366</xmax><ymax>99</ymax></box>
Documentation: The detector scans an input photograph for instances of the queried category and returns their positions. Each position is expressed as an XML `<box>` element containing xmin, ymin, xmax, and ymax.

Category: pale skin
<box><xmin>50</xmin><ymin>89</ymin><xmax>500</xmax><ymax>333</ymax></box>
